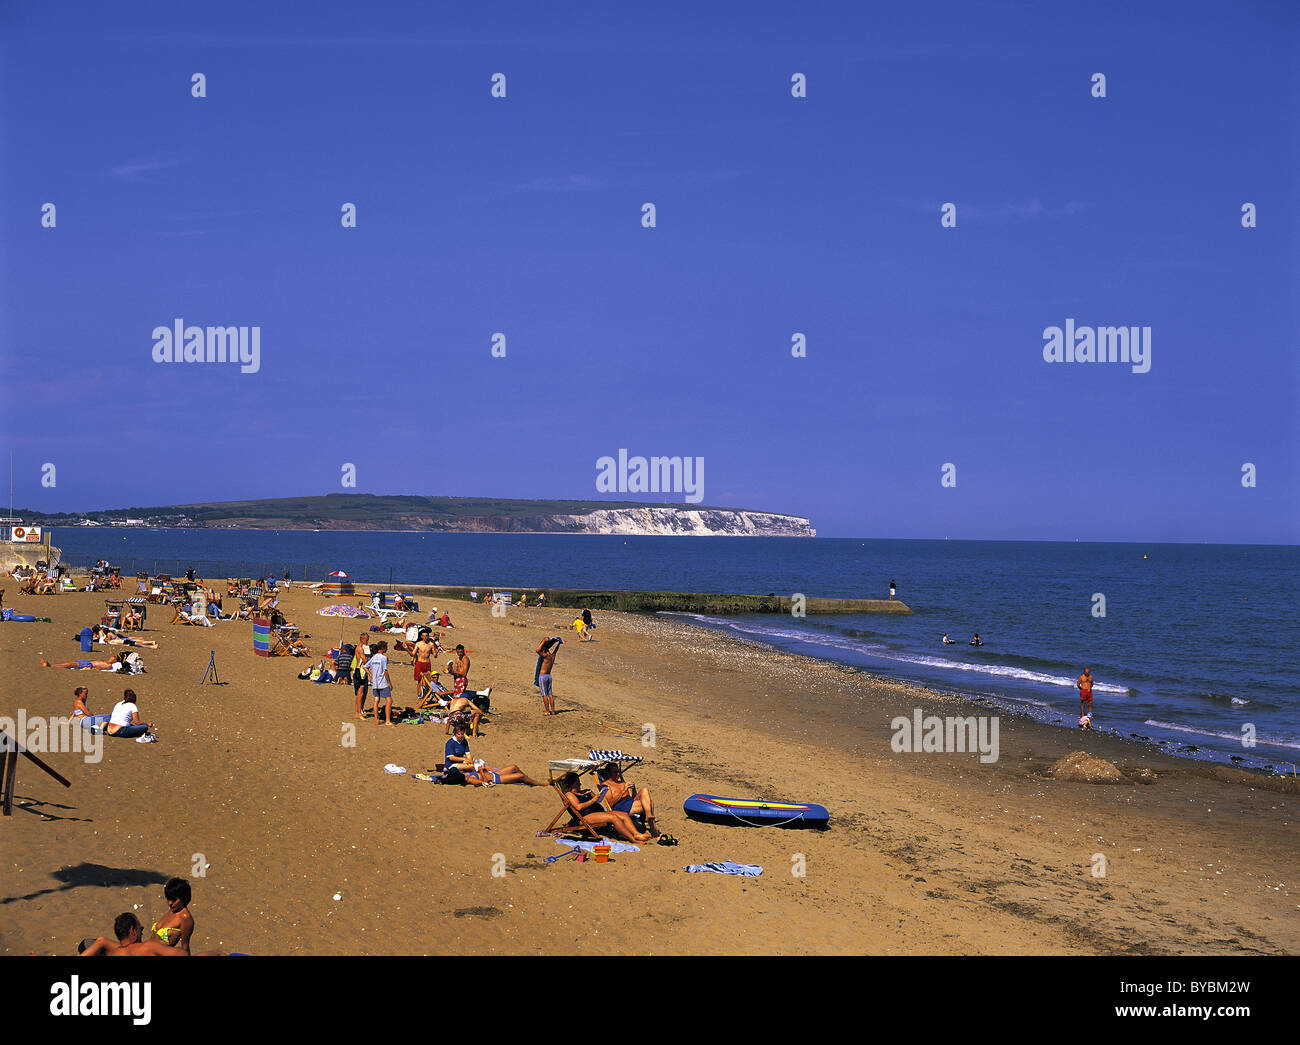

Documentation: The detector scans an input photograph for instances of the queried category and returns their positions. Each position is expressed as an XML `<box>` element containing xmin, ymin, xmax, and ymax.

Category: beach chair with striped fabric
<box><xmin>120</xmin><ymin>597</ymin><xmax>148</xmax><ymax>630</ymax></box>
<box><xmin>538</xmin><ymin>758</ymin><xmax>623</xmax><ymax>841</ymax></box>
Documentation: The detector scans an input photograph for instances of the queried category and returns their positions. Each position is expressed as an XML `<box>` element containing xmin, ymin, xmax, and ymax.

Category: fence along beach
<box><xmin>1</xmin><ymin>566</ymin><xmax>1296</xmax><ymax>955</ymax></box>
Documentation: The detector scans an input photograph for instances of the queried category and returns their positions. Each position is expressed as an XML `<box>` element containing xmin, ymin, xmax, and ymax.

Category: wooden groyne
<box><xmin>364</xmin><ymin>584</ymin><xmax>912</xmax><ymax>616</ymax></box>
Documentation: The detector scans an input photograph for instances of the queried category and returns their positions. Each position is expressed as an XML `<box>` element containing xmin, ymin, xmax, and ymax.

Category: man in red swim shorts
<box><xmin>451</xmin><ymin>644</ymin><xmax>470</xmax><ymax>695</ymax></box>
<box><xmin>412</xmin><ymin>631</ymin><xmax>435</xmax><ymax>687</ymax></box>
<box><xmin>1076</xmin><ymin>668</ymin><xmax>1094</xmax><ymax>717</ymax></box>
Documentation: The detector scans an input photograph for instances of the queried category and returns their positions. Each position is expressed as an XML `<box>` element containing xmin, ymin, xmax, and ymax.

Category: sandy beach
<box><xmin>1</xmin><ymin>585</ymin><xmax>1296</xmax><ymax>956</ymax></box>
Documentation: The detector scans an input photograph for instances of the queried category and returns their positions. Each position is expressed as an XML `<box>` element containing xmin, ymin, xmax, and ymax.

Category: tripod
<box><xmin>200</xmin><ymin>650</ymin><xmax>219</xmax><ymax>685</ymax></box>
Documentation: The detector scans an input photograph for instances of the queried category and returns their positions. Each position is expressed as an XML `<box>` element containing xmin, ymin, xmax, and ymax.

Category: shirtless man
<box><xmin>1076</xmin><ymin>668</ymin><xmax>1094</xmax><ymax>718</ymax></box>
<box><xmin>41</xmin><ymin>655</ymin><xmax>125</xmax><ymax>672</ymax></box>
<box><xmin>412</xmin><ymin>632</ymin><xmax>436</xmax><ymax>688</ymax></box>
<box><xmin>449</xmin><ymin>644</ymin><xmax>470</xmax><ymax>696</ymax></box>
<box><xmin>535</xmin><ymin>637</ymin><xmax>561</xmax><ymax>716</ymax></box>
<box><xmin>79</xmin><ymin>913</ymin><xmax>186</xmax><ymax>956</ymax></box>
<box><xmin>80</xmin><ymin>911</ymin><xmax>223</xmax><ymax>956</ymax></box>
<box><xmin>596</xmin><ymin>761</ymin><xmax>657</xmax><ymax>835</ymax></box>
<box><xmin>443</xmin><ymin>694</ymin><xmax>491</xmax><ymax>737</ymax></box>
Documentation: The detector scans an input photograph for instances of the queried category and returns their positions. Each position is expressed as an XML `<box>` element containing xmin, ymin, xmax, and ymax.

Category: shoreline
<box><xmin>2</xmin><ymin>588</ymin><xmax>1295</xmax><ymax>955</ymax></box>
<box><xmin>658</xmin><ymin>611</ymin><xmax>1298</xmax><ymax>780</ymax></box>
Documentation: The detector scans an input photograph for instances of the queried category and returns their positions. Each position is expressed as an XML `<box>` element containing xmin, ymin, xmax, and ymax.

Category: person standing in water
<box><xmin>889</xmin><ymin>579</ymin><xmax>897</xmax><ymax>600</ymax></box>
<box><xmin>1076</xmin><ymin>668</ymin><xmax>1094</xmax><ymax>718</ymax></box>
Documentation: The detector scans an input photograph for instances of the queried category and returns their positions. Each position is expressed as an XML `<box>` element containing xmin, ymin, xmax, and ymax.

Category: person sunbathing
<box><xmin>149</xmin><ymin>878</ymin><xmax>195</xmax><ymax>953</ymax></box>
<box><xmin>42</xmin><ymin>655</ymin><xmax>127</xmax><ymax>672</ymax></box>
<box><xmin>70</xmin><ymin>686</ymin><xmax>111</xmax><ymax>732</ymax></box>
<box><xmin>559</xmin><ymin>773</ymin><xmax>652</xmax><ymax>842</ymax></box>
<box><xmin>441</xmin><ymin>724</ymin><xmax>543</xmax><ymax>786</ymax></box>
<box><xmin>277</xmin><ymin>635</ymin><xmax>310</xmax><ymax>657</ymax></box>
<box><xmin>79</xmin><ymin>913</ymin><xmax>185</xmax><ymax>957</ymax></box>
<box><xmin>95</xmin><ymin>626</ymin><xmax>159</xmax><ymax>649</ymax></box>
<box><xmin>79</xmin><ymin>911</ymin><xmax>223</xmax><ymax>956</ymax></box>
<box><xmin>172</xmin><ymin>603</ymin><xmax>214</xmax><ymax>626</ymax></box>
<box><xmin>595</xmin><ymin>761</ymin><xmax>657</xmax><ymax>835</ymax></box>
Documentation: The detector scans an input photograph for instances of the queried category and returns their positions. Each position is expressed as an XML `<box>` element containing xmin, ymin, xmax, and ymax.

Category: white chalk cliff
<box><xmin>555</xmin><ymin>507</ymin><xmax>815</xmax><ymax>537</ymax></box>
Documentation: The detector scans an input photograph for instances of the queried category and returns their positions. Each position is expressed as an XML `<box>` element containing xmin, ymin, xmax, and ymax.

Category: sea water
<box><xmin>56</xmin><ymin>530</ymin><xmax>1299</xmax><ymax>770</ymax></box>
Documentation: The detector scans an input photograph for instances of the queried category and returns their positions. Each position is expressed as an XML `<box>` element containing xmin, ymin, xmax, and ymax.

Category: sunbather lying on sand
<box><xmin>560</xmin><ymin>772</ymin><xmax>652</xmax><ymax>842</ymax></box>
<box><xmin>41</xmin><ymin>654</ymin><xmax>131</xmax><ymax>672</ymax></box>
<box><xmin>93</xmin><ymin>626</ymin><xmax>159</xmax><ymax>649</ymax></box>
<box><xmin>442</xmin><ymin>724</ymin><xmax>544</xmax><ymax>786</ymax></box>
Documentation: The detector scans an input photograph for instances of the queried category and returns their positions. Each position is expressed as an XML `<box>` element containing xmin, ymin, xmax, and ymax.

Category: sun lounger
<box><xmin>369</xmin><ymin>593</ymin><xmax>406</xmax><ymax>626</ymax></box>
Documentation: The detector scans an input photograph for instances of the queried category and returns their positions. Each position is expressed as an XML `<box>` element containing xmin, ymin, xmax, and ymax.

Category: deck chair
<box><xmin>539</xmin><ymin>758</ymin><xmax>612</xmax><ymax>841</ymax></box>
<box><xmin>415</xmin><ymin>672</ymin><xmax>452</xmax><ymax>712</ymax></box>
<box><xmin>121</xmin><ymin>597</ymin><xmax>147</xmax><ymax>630</ymax></box>
<box><xmin>270</xmin><ymin>630</ymin><xmax>309</xmax><ymax>657</ymax></box>
<box><xmin>171</xmin><ymin>605</ymin><xmax>214</xmax><ymax>626</ymax></box>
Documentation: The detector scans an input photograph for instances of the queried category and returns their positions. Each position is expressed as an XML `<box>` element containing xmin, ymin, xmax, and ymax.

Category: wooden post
<box><xmin>0</xmin><ymin>729</ymin><xmax>72</xmax><ymax>817</ymax></box>
<box><xmin>1</xmin><ymin>738</ymin><xmax>18</xmax><ymax>817</ymax></box>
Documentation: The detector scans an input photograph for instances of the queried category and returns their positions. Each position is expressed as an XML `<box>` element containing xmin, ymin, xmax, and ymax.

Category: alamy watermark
<box><xmin>890</xmin><ymin>708</ymin><xmax>999</xmax><ymax>764</ymax></box>
<box><xmin>1</xmin><ymin>710</ymin><xmax>102</xmax><ymax>764</ymax></box>
<box><xmin>595</xmin><ymin>450</ymin><xmax>704</xmax><ymax>504</ymax></box>
<box><xmin>1042</xmin><ymin>319</ymin><xmax>1150</xmax><ymax>374</ymax></box>
<box><xmin>151</xmin><ymin>319</ymin><xmax>261</xmax><ymax>374</ymax></box>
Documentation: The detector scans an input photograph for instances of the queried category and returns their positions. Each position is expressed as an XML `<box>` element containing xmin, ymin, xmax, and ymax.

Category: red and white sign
<box><xmin>9</xmin><ymin>526</ymin><xmax>41</xmax><ymax>543</ymax></box>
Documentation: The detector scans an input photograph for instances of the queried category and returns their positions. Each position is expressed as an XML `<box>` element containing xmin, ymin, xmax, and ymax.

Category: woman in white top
<box><xmin>106</xmin><ymin>688</ymin><xmax>154</xmax><ymax>740</ymax></box>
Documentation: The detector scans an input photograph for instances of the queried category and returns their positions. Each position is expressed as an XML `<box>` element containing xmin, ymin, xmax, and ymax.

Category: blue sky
<box><xmin>2</xmin><ymin>0</ymin><xmax>1296</xmax><ymax>541</ymax></box>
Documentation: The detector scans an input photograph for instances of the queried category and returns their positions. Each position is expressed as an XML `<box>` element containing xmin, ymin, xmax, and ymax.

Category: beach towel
<box><xmin>684</xmin><ymin>861</ymin><xmax>763</xmax><ymax>877</ymax></box>
<box><xmin>384</xmin><ymin>764</ymin><xmax>407</xmax><ymax>774</ymax></box>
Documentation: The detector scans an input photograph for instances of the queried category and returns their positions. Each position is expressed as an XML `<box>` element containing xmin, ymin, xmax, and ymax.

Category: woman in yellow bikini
<box><xmin>150</xmin><ymin>878</ymin><xmax>195</xmax><ymax>953</ymax></box>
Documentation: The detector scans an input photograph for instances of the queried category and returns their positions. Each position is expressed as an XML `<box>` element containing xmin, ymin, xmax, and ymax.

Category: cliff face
<box><xmin>318</xmin><ymin>507</ymin><xmax>816</xmax><ymax>536</ymax></box>
<box><xmin>552</xmin><ymin>507</ymin><xmax>815</xmax><ymax>537</ymax></box>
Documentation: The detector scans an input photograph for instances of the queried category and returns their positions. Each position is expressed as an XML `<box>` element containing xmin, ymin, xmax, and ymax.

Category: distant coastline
<box><xmin>15</xmin><ymin>493</ymin><xmax>815</xmax><ymax>538</ymax></box>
